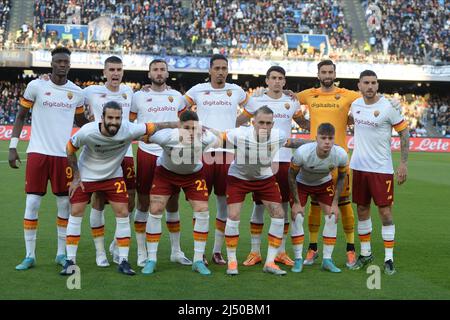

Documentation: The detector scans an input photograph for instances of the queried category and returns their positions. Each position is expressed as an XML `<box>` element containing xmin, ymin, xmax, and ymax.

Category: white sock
<box><xmin>56</xmin><ymin>196</ymin><xmax>70</xmax><ymax>256</ymax></box>
<box><xmin>291</xmin><ymin>214</ymin><xmax>304</xmax><ymax>260</ymax></box>
<box><xmin>66</xmin><ymin>215</ymin><xmax>83</xmax><ymax>263</ymax></box>
<box><xmin>213</xmin><ymin>195</ymin><xmax>228</xmax><ymax>254</ymax></box>
<box><xmin>193</xmin><ymin>211</ymin><xmax>209</xmax><ymax>262</ymax></box>
<box><xmin>24</xmin><ymin>194</ymin><xmax>41</xmax><ymax>259</ymax></box>
<box><xmin>115</xmin><ymin>217</ymin><xmax>131</xmax><ymax>263</ymax></box>
<box><xmin>358</xmin><ymin>218</ymin><xmax>372</xmax><ymax>257</ymax></box>
<box><xmin>382</xmin><ymin>224</ymin><xmax>395</xmax><ymax>262</ymax></box>
<box><xmin>278</xmin><ymin>202</ymin><xmax>290</xmax><ymax>254</ymax></box>
<box><xmin>146</xmin><ymin>213</ymin><xmax>162</xmax><ymax>262</ymax></box>
<box><xmin>266</xmin><ymin>218</ymin><xmax>284</xmax><ymax>264</ymax></box>
<box><xmin>166</xmin><ymin>210</ymin><xmax>181</xmax><ymax>254</ymax></box>
<box><xmin>323</xmin><ymin>214</ymin><xmax>337</xmax><ymax>259</ymax></box>
<box><xmin>250</xmin><ymin>203</ymin><xmax>265</xmax><ymax>254</ymax></box>
<box><xmin>90</xmin><ymin>208</ymin><xmax>105</xmax><ymax>254</ymax></box>
<box><xmin>134</xmin><ymin>209</ymin><xmax>148</xmax><ymax>255</ymax></box>
<box><xmin>224</xmin><ymin>219</ymin><xmax>240</xmax><ymax>263</ymax></box>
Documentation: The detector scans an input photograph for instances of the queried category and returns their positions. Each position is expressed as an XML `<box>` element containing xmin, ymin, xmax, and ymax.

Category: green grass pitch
<box><xmin>0</xmin><ymin>141</ymin><xmax>449</xmax><ymax>300</ymax></box>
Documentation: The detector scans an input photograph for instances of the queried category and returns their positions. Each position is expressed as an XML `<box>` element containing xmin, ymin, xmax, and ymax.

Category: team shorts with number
<box><xmin>136</xmin><ymin>148</ymin><xmax>158</xmax><ymax>195</ymax></box>
<box><xmin>352</xmin><ymin>170</ymin><xmax>394</xmax><ymax>207</ymax></box>
<box><xmin>70</xmin><ymin>177</ymin><xmax>129</xmax><ymax>204</ymax></box>
<box><xmin>202</xmin><ymin>151</ymin><xmax>234</xmax><ymax>196</ymax></box>
<box><xmin>150</xmin><ymin>165</ymin><xmax>209</xmax><ymax>201</ymax></box>
<box><xmin>331</xmin><ymin>164</ymin><xmax>351</xmax><ymax>198</ymax></box>
<box><xmin>254</xmin><ymin>162</ymin><xmax>291</xmax><ymax>204</ymax></box>
<box><xmin>121</xmin><ymin>156</ymin><xmax>136</xmax><ymax>190</ymax></box>
<box><xmin>294</xmin><ymin>180</ymin><xmax>335</xmax><ymax>207</ymax></box>
<box><xmin>226</xmin><ymin>175</ymin><xmax>282</xmax><ymax>205</ymax></box>
<box><xmin>25</xmin><ymin>152</ymin><xmax>72</xmax><ymax>196</ymax></box>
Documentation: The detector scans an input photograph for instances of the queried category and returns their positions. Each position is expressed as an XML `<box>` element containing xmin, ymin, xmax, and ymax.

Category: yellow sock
<box><xmin>340</xmin><ymin>201</ymin><xmax>355</xmax><ymax>245</ymax></box>
<box><xmin>308</xmin><ymin>202</ymin><xmax>321</xmax><ymax>245</ymax></box>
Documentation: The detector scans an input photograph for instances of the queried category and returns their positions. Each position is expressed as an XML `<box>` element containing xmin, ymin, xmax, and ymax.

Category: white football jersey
<box><xmin>131</xmin><ymin>88</ymin><xmax>186</xmax><ymax>156</ymax></box>
<box><xmin>149</xmin><ymin>128</ymin><xmax>219</xmax><ymax>175</ymax></box>
<box><xmin>226</xmin><ymin>126</ymin><xmax>287</xmax><ymax>181</ymax></box>
<box><xmin>83</xmin><ymin>84</ymin><xmax>134</xmax><ymax>157</ymax></box>
<box><xmin>350</xmin><ymin>96</ymin><xmax>408</xmax><ymax>174</ymax></box>
<box><xmin>291</xmin><ymin>142</ymin><xmax>348</xmax><ymax>186</ymax></box>
<box><xmin>70</xmin><ymin>121</ymin><xmax>150</xmax><ymax>182</ymax></box>
<box><xmin>20</xmin><ymin>79</ymin><xmax>84</xmax><ymax>157</ymax></box>
<box><xmin>184</xmin><ymin>82</ymin><xmax>248</xmax><ymax>152</ymax></box>
<box><xmin>244</xmin><ymin>93</ymin><xmax>301</xmax><ymax>162</ymax></box>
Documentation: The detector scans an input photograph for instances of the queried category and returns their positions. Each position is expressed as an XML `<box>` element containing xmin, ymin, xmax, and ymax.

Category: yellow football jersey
<box><xmin>297</xmin><ymin>87</ymin><xmax>360</xmax><ymax>151</ymax></box>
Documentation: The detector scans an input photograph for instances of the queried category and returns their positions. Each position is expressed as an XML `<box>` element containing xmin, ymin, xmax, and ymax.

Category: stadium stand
<box><xmin>0</xmin><ymin>0</ymin><xmax>10</xmax><ymax>48</ymax></box>
<box><xmin>362</xmin><ymin>0</ymin><xmax>449</xmax><ymax>65</ymax></box>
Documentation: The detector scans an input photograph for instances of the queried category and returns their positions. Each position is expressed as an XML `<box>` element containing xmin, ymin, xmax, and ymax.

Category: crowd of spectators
<box><xmin>1</xmin><ymin>78</ymin><xmax>446</xmax><ymax>136</ymax></box>
<box><xmin>0</xmin><ymin>0</ymin><xmax>10</xmax><ymax>49</ymax></box>
<box><xmin>363</xmin><ymin>0</ymin><xmax>449</xmax><ymax>65</ymax></box>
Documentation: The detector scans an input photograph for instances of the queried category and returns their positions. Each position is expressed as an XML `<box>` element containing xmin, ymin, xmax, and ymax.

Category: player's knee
<box><xmin>166</xmin><ymin>196</ymin><xmax>179</xmax><ymax>212</ymax></box>
<box><xmin>70</xmin><ymin>204</ymin><xmax>86</xmax><ymax>217</ymax></box>
<box><xmin>378</xmin><ymin>206</ymin><xmax>393</xmax><ymax>224</ymax></box>
<box><xmin>192</xmin><ymin>203</ymin><xmax>208</xmax><ymax>213</ymax></box>
<box><xmin>227</xmin><ymin>210</ymin><xmax>240</xmax><ymax>221</ymax></box>
<box><xmin>150</xmin><ymin>203</ymin><xmax>165</xmax><ymax>215</ymax></box>
<box><xmin>127</xmin><ymin>197</ymin><xmax>135</xmax><ymax>213</ymax></box>
<box><xmin>137</xmin><ymin>194</ymin><xmax>150</xmax><ymax>212</ymax></box>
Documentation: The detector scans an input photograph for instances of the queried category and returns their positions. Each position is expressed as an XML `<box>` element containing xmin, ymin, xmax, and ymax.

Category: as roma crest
<box><xmin>168</xmin><ymin>96</ymin><xmax>174</xmax><ymax>103</ymax></box>
<box><xmin>122</xmin><ymin>93</ymin><xmax>127</xmax><ymax>100</ymax></box>
<box><xmin>374</xmin><ymin>110</ymin><xmax>380</xmax><ymax>117</ymax></box>
<box><xmin>284</xmin><ymin>103</ymin><xmax>290</xmax><ymax>110</ymax></box>
<box><xmin>335</xmin><ymin>94</ymin><xmax>341</xmax><ymax>100</ymax></box>
<box><xmin>226</xmin><ymin>89</ymin><xmax>232</xmax><ymax>97</ymax></box>
<box><xmin>67</xmin><ymin>92</ymin><xmax>73</xmax><ymax>100</ymax></box>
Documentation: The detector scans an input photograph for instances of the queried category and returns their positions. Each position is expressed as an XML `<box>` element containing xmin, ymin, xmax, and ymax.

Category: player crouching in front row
<box><xmin>60</xmin><ymin>101</ymin><xmax>177</xmax><ymax>276</ymax></box>
<box><xmin>288</xmin><ymin>123</ymin><xmax>348</xmax><ymax>273</ymax></box>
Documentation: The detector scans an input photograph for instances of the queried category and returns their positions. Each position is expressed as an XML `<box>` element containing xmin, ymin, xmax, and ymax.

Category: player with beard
<box><xmin>81</xmin><ymin>56</ymin><xmax>136</xmax><ymax>268</ymax></box>
<box><xmin>61</xmin><ymin>101</ymin><xmax>176</xmax><ymax>276</ymax></box>
<box><xmin>130</xmin><ymin>59</ymin><xmax>191</xmax><ymax>267</ymax></box>
<box><xmin>296</xmin><ymin>60</ymin><xmax>360</xmax><ymax>268</ymax></box>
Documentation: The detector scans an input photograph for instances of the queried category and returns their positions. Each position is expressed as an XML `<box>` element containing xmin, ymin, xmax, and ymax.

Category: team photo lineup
<box><xmin>8</xmin><ymin>48</ymin><xmax>409</xmax><ymax>278</ymax></box>
<box><xmin>0</xmin><ymin>0</ymin><xmax>448</xmax><ymax>304</ymax></box>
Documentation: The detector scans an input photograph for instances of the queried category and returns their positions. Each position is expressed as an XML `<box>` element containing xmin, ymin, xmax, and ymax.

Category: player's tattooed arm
<box><xmin>294</xmin><ymin>116</ymin><xmax>310</xmax><ymax>131</ymax></box>
<box><xmin>152</xmin><ymin>121</ymin><xmax>179</xmax><ymax>132</ymax></box>
<box><xmin>284</xmin><ymin>138</ymin><xmax>312</xmax><ymax>149</ymax></box>
<box><xmin>397</xmin><ymin>128</ymin><xmax>409</xmax><ymax>185</ymax></box>
<box><xmin>75</xmin><ymin>112</ymin><xmax>90</xmax><ymax>127</ymax></box>
<box><xmin>66</xmin><ymin>150</ymin><xmax>83</xmax><ymax>198</ymax></box>
<box><xmin>236</xmin><ymin>113</ymin><xmax>251</xmax><ymax>127</ymax></box>
<box><xmin>8</xmin><ymin>106</ymin><xmax>30</xmax><ymax>169</ymax></box>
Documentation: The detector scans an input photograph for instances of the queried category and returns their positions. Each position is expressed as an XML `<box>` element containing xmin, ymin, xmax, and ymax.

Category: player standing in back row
<box><xmin>349</xmin><ymin>70</ymin><xmax>409</xmax><ymax>275</ymax></box>
<box><xmin>130</xmin><ymin>59</ymin><xmax>191</xmax><ymax>267</ymax></box>
<box><xmin>184</xmin><ymin>54</ymin><xmax>249</xmax><ymax>265</ymax></box>
<box><xmin>9</xmin><ymin>47</ymin><xmax>89</xmax><ymax>270</ymax></box>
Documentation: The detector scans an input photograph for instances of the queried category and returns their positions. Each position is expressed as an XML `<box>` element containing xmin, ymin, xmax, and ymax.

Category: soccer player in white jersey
<box><xmin>288</xmin><ymin>123</ymin><xmax>348</xmax><ymax>273</ymax></box>
<box><xmin>348</xmin><ymin>70</ymin><xmax>409</xmax><ymax>275</ymax></box>
<box><xmin>184</xmin><ymin>54</ymin><xmax>249</xmax><ymax>265</ymax></box>
<box><xmin>142</xmin><ymin>111</ymin><xmax>222</xmax><ymax>276</ymax></box>
<box><xmin>60</xmin><ymin>101</ymin><xmax>175</xmax><ymax>276</ymax></box>
<box><xmin>82</xmin><ymin>56</ymin><xmax>136</xmax><ymax>267</ymax></box>
<box><xmin>223</xmin><ymin>106</ymin><xmax>309</xmax><ymax>276</ymax></box>
<box><xmin>236</xmin><ymin>66</ymin><xmax>309</xmax><ymax>267</ymax></box>
<box><xmin>130</xmin><ymin>59</ymin><xmax>191</xmax><ymax>267</ymax></box>
<box><xmin>9</xmin><ymin>47</ymin><xmax>89</xmax><ymax>271</ymax></box>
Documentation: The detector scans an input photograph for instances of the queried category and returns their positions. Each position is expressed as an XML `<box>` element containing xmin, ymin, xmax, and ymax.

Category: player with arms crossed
<box><xmin>130</xmin><ymin>59</ymin><xmax>191</xmax><ymax>268</ymax></box>
<box><xmin>60</xmin><ymin>101</ymin><xmax>175</xmax><ymax>276</ymax></box>
<box><xmin>236</xmin><ymin>66</ymin><xmax>309</xmax><ymax>267</ymax></box>
<box><xmin>184</xmin><ymin>54</ymin><xmax>249</xmax><ymax>265</ymax></box>
<box><xmin>288</xmin><ymin>123</ymin><xmax>348</xmax><ymax>273</ymax></box>
<box><xmin>9</xmin><ymin>47</ymin><xmax>88</xmax><ymax>270</ymax></box>
<box><xmin>223</xmin><ymin>106</ymin><xmax>309</xmax><ymax>276</ymax></box>
<box><xmin>82</xmin><ymin>56</ymin><xmax>136</xmax><ymax>267</ymax></box>
<box><xmin>141</xmin><ymin>111</ymin><xmax>222</xmax><ymax>276</ymax></box>
<box><xmin>349</xmin><ymin>70</ymin><xmax>409</xmax><ymax>275</ymax></box>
